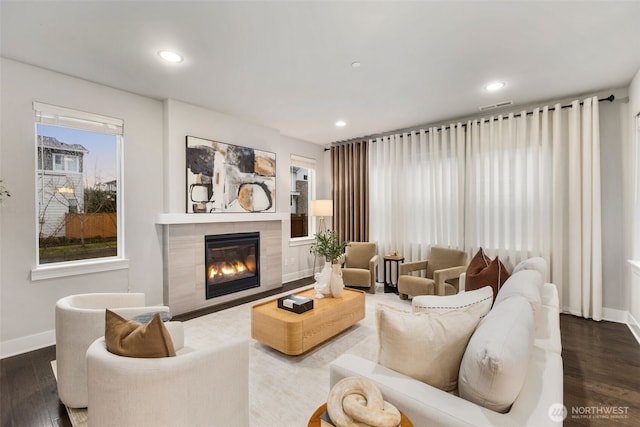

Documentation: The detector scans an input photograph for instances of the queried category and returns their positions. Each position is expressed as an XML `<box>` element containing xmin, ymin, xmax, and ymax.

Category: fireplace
<box><xmin>205</xmin><ymin>232</ymin><xmax>260</xmax><ymax>299</ymax></box>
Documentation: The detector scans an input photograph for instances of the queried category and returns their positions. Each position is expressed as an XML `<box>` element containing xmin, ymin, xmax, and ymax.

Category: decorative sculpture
<box><xmin>327</xmin><ymin>376</ymin><xmax>401</xmax><ymax>427</ymax></box>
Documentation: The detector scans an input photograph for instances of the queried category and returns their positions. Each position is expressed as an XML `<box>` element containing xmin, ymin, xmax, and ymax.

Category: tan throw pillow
<box><xmin>466</xmin><ymin>248</ymin><xmax>510</xmax><ymax>301</ymax></box>
<box><xmin>105</xmin><ymin>309</ymin><xmax>176</xmax><ymax>358</ymax></box>
<box><xmin>376</xmin><ymin>304</ymin><xmax>482</xmax><ymax>392</ymax></box>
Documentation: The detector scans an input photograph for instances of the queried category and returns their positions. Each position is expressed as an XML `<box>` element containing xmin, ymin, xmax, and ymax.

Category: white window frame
<box><xmin>53</xmin><ymin>153</ymin><xmax>80</xmax><ymax>172</ymax></box>
<box><xmin>31</xmin><ymin>102</ymin><xmax>128</xmax><ymax>280</ymax></box>
<box><xmin>290</xmin><ymin>154</ymin><xmax>316</xmax><ymax>244</ymax></box>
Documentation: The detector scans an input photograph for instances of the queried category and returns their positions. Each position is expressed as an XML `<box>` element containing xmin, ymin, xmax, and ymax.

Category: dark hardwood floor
<box><xmin>561</xmin><ymin>314</ymin><xmax>640</xmax><ymax>426</ymax></box>
<box><xmin>1</xmin><ymin>284</ymin><xmax>639</xmax><ymax>426</ymax></box>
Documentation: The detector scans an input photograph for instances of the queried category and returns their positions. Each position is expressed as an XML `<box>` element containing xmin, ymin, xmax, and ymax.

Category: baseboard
<box><xmin>561</xmin><ymin>306</ymin><xmax>628</xmax><ymax>323</ymax></box>
<box><xmin>283</xmin><ymin>268</ymin><xmax>314</xmax><ymax>284</ymax></box>
<box><xmin>602</xmin><ymin>307</ymin><xmax>629</xmax><ymax>323</ymax></box>
<box><xmin>561</xmin><ymin>307</ymin><xmax>640</xmax><ymax>345</ymax></box>
<box><xmin>627</xmin><ymin>312</ymin><xmax>640</xmax><ymax>345</ymax></box>
<box><xmin>1</xmin><ymin>329</ymin><xmax>55</xmax><ymax>359</ymax></box>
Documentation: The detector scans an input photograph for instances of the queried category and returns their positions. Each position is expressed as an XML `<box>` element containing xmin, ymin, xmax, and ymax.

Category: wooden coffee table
<box><xmin>251</xmin><ymin>287</ymin><xmax>365</xmax><ymax>355</ymax></box>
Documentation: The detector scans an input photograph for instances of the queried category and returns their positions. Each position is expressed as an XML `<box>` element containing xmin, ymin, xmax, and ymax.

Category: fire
<box><xmin>235</xmin><ymin>261</ymin><xmax>246</xmax><ymax>273</ymax></box>
<box><xmin>208</xmin><ymin>261</ymin><xmax>249</xmax><ymax>279</ymax></box>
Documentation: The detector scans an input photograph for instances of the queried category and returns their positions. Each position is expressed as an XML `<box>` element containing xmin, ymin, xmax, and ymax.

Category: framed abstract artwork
<box><xmin>185</xmin><ymin>135</ymin><xmax>276</xmax><ymax>213</ymax></box>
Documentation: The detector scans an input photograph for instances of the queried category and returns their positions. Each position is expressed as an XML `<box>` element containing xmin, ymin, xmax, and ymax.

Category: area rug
<box><xmin>50</xmin><ymin>360</ymin><xmax>89</xmax><ymax>427</ymax></box>
<box><xmin>52</xmin><ymin>283</ymin><xmax>410</xmax><ymax>427</ymax></box>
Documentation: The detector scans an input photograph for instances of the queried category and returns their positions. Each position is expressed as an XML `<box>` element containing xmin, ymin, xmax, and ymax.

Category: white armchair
<box><xmin>55</xmin><ymin>293</ymin><xmax>170</xmax><ymax>408</ymax></box>
<box><xmin>86</xmin><ymin>331</ymin><xmax>250</xmax><ymax>427</ymax></box>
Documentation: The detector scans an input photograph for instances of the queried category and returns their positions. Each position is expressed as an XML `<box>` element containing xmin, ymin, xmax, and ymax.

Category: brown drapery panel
<box><xmin>331</xmin><ymin>141</ymin><xmax>369</xmax><ymax>243</ymax></box>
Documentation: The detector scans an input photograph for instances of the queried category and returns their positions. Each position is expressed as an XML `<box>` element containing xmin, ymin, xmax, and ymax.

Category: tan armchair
<box><xmin>341</xmin><ymin>242</ymin><xmax>380</xmax><ymax>294</ymax></box>
<box><xmin>398</xmin><ymin>246</ymin><xmax>467</xmax><ymax>299</ymax></box>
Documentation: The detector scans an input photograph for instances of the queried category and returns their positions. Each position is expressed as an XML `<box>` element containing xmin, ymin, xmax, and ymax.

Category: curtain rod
<box><xmin>325</xmin><ymin>94</ymin><xmax>615</xmax><ymax>151</ymax></box>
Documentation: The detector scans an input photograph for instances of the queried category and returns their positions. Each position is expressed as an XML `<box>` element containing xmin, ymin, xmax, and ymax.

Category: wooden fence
<box><xmin>65</xmin><ymin>213</ymin><xmax>117</xmax><ymax>239</ymax></box>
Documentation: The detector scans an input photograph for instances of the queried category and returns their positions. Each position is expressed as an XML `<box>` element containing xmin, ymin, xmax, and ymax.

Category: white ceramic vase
<box><xmin>330</xmin><ymin>263</ymin><xmax>344</xmax><ymax>298</ymax></box>
<box><xmin>314</xmin><ymin>261</ymin><xmax>333</xmax><ymax>298</ymax></box>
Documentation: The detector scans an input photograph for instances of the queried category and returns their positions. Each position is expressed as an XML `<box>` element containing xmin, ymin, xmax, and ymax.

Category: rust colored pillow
<box><xmin>466</xmin><ymin>248</ymin><xmax>510</xmax><ymax>301</ymax></box>
<box><xmin>105</xmin><ymin>309</ymin><xmax>176</xmax><ymax>358</ymax></box>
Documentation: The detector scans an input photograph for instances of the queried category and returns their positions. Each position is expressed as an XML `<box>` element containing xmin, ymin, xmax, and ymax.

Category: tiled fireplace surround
<box><xmin>159</xmin><ymin>216</ymin><xmax>284</xmax><ymax>315</ymax></box>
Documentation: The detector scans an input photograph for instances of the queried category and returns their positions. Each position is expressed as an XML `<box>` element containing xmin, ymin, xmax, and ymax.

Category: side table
<box><xmin>308</xmin><ymin>402</ymin><xmax>413</xmax><ymax>427</ymax></box>
<box><xmin>383</xmin><ymin>254</ymin><xmax>404</xmax><ymax>294</ymax></box>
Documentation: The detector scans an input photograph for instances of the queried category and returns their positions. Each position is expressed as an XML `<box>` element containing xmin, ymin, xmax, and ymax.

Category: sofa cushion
<box><xmin>494</xmin><ymin>270</ymin><xmax>543</xmax><ymax>322</ymax></box>
<box><xmin>412</xmin><ymin>285</ymin><xmax>493</xmax><ymax>321</ymax></box>
<box><xmin>512</xmin><ymin>257</ymin><xmax>548</xmax><ymax>281</ymax></box>
<box><xmin>465</xmin><ymin>248</ymin><xmax>510</xmax><ymax>300</ymax></box>
<box><xmin>105</xmin><ymin>309</ymin><xmax>176</xmax><ymax>358</ymax></box>
<box><xmin>341</xmin><ymin>268</ymin><xmax>372</xmax><ymax>286</ymax></box>
<box><xmin>458</xmin><ymin>296</ymin><xmax>534</xmax><ymax>413</ymax></box>
<box><xmin>376</xmin><ymin>303</ymin><xmax>482</xmax><ymax>392</ymax></box>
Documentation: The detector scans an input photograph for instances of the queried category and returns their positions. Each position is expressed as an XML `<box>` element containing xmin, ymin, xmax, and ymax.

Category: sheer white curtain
<box><xmin>369</xmin><ymin>96</ymin><xmax>602</xmax><ymax>319</ymax></box>
<box><xmin>464</xmin><ymin>108</ymin><xmax>553</xmax><ymax>272</ymax></box>
<box><xmin>464</xmin><ymin>97</ymin><xmax>602</xmax><ymax>319</ymax></box>
<box><xmin>369</xmin><ymin>125</ymin><xmax>465</xmax><ymax>264</ymax></box>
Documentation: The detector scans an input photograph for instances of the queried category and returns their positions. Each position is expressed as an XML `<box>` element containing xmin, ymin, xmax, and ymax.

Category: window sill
<box><xmin>289</xmin><ymin>236</ymin><xmax>315</xmax><ymax>247</ymax></box>
<box><xmin>31</xmin><ymin>258</ymin><xmax>129</xmax><ymax>281</ymax></box>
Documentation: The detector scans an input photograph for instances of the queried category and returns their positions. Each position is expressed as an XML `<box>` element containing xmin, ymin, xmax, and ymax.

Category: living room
<box><xmin>1</xmin><ymin>1</ymin><xmax>640</xmax><ymax>426</ymax></box>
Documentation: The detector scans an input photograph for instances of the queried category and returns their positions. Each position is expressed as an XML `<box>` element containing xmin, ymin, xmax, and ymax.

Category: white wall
<box><xmin>600</xmin><ymin>97</ymin><xmax>628</xmax><ymax>313</ymax></box>
<box><xmin>280</xmin><ymin>134</ymin><xmax>330</xmax><ymax>282</ymax></box>
<box><xmin>0</xmin><ymin>63</ymin><xmax>328</xmax><ymax>357</ymax></box>
<box><xmin>163</xmin><ymin>100</ymin><xmax>327</xmax><ymax>284</ymax></box>
<box><xmin>0</xmin><ymin>58</ymin><xmax>165</xmax><ymax>357</ymax></box>
<box><xmin>626</xmin><ymin>67</ymin><xmax>640</xmax><ymax>340</ymax></box>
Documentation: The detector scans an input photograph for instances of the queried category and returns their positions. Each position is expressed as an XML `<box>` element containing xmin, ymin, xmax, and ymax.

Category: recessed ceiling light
<box><xmin>351</xmin><ymin>61</ymin><xmax>361</xmax><ymax>68</ymax></box>
<box><xmin>158</xmin><ymin>50</ymin><xmax>184</xmax><ymax>63</ymax></box>
<box><xmin>335</xmin><ymin>120</ymin><xmax>346</xmax><ymax>127</ymax></box>
<box><xmin>485</xmin><ymin>81</ymin><xmax>505</xmax><ymax>91</ymax></box>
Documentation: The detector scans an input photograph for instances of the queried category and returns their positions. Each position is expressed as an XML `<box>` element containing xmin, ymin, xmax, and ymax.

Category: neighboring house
<box><xmin>36</xmin><ymin>136</ymin><xmax>88</xmax><ymax>238</ymax></box>
<box><xmin>104</xmin><ymin>179</ymin><xmax>117</xmax><ymax>193</ymax></box>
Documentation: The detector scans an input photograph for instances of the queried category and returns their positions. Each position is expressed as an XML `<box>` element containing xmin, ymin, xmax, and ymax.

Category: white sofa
<box><xmin>86</xmin><ymin>322</ymin><xmax>250</xmax><ymax>427</ymax></box>
<box><xmin>330</xmin><ymin>269</ymin><xmax>563</xmax><ymax>427</ymax></box>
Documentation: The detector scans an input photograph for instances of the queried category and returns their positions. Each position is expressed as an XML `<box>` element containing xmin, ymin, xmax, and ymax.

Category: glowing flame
<box><xmin>235</xmin><ymin>261</ymin><xmax>246</xmax><ymax>273</ymax></box>
<box><xmin>208</xmin><ymin>258</ymin><xmax>251</xmax><ymax>282</ymax></box>
<box><xmin>221</xmin><ymin>263</ymin><xmax>236</xmax><ymax>275</ymax></box>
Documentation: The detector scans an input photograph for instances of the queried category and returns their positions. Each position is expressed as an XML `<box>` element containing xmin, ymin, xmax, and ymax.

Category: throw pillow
<box><xmin>105</xmin><ymin>309</ymin><xmax>176</xmax><ymax>358</ymax></box>
<box><xmin>512</xmin><ymin>257</ymin><xmax>549</xmax><ymax>282</ymax></box>
<box><xmin>412</xmin><ymin>285</ymin><xmax>493</xmax><ymax>321</ymax></box>
<box><xmin>376</xmin><ymin>304</ymin><xmax>482</xmax><ymax>392</ymax></box>
<box><xmin>494</xmin><ymin>269</ymin><xmax>543</xmax><ymax>322</ymax></box>
<box><xmin>458</xmin><ymin>296</ymin><xmax>534</xmax><ymax>413</ymax></box>
<box><xmin>465</xmin><ymin>248</ymin><xmax>510</xmax><ymax>301</ymax></box>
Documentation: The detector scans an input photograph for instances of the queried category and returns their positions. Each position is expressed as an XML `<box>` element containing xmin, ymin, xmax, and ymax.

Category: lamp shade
<box><xmin>311</xmin><ymin>199</ymin><xmax>333</xmax><ymax>217</ymax></box>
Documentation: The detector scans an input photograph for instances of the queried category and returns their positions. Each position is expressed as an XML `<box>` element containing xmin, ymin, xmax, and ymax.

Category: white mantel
<box><xmin>155</xmin><ymin>212</ymin><xmax>289</xmax><ymax>225</ymax></box>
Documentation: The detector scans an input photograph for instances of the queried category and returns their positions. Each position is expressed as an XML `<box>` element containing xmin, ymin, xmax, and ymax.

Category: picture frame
<box><xmin>185</xmin><ymin>135</ymin><xmax>276</xmax><ymax>213</ymax></box>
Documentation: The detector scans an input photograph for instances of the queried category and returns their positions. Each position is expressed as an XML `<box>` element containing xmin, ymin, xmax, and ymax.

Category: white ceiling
<box><xmin>1</xmin><ymin>1</ymin><xmax>639</xmax><ymax>145</ymax></box>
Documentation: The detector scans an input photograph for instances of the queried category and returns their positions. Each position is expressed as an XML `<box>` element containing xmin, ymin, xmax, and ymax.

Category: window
<box><xmin>53</xmin><ymin>153</ymin><xmax>80</xmax><ymax>172</ymax></box>
<box><xmin>34</xmin><ymin>102</ymin><xmax>123</xmax><ymax>267</ymax></box>
<box><xmin>290</xmin><ymin>155</ymin><xmax>316</xmax><ymax>239</ymax></box>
